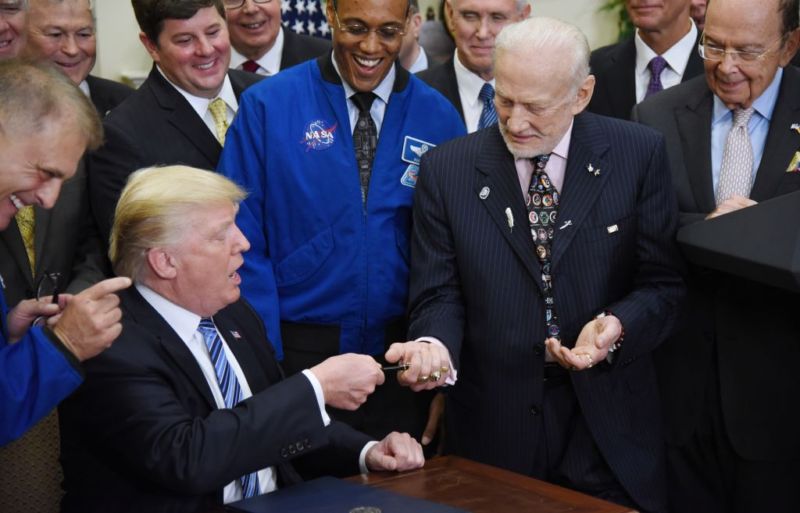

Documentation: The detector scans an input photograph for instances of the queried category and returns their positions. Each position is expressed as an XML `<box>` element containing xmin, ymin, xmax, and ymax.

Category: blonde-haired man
<box><xmin>60</xmin><ymin>165</ymin><xmax>423</xmax><ymax>509</ymax></box>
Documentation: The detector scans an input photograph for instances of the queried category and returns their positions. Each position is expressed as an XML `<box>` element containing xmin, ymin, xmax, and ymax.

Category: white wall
<box><xmin>92</xmin><ymin>0</ymin><xmax>620</xmax><ymax>82</ymax></box>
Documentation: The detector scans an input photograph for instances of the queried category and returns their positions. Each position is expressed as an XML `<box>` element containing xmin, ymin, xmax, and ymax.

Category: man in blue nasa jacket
<box><xmin>0</xmin><ymin>60</ymin><xmax>131</xmax><ymax>446</ymax></box>
<box><xmin>218</xmin><ymin>0</ymin><xmax>464</xmax><ymax>440</ymax></box>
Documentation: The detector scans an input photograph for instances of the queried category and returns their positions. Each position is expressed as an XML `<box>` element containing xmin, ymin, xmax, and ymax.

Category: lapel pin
<box><xmin>479</xmin><ymin>186</ymin><xmax>490</xmax><ymax>199</ymax></box>
<box><xmin>230</xmin><ymin>330</ymin><xmax>242</xmax><ymax>339</ymax></box>
<box><xmin>587</xmin><ymin>163</ymin><xmax>600</xmax><ymax>177</ymax></box>
<box><xmin>505</xmin><ymin>207</ymin><xmax>514</xmax><ymax>232</ymax></box>
<box><xmin>607</xmin><ymin>224</ymin><xmax>619</xmax><ymax>234</ymax></box>
<box><xmin>791</xmin><ymin>123</ymin><xmax>800</xmax><ymax>134</ymax></box>
<box><xmin>559</xmin><ymin>220</ymin><xmax>573</xmax><ymax>230</ymax></box>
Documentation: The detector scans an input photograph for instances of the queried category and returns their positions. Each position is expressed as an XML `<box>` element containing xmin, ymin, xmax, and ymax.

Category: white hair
<box><xmin>494</xmin><ymin>16</ymin><xmax>590</xmax><ymax>91</ymax></box>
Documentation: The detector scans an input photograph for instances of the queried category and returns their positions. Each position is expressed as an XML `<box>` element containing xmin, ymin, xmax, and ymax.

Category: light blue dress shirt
<box><xmin>710</xmin><ymin>67</ymin><xmax>783</xmax><ymax>194</ymax></box>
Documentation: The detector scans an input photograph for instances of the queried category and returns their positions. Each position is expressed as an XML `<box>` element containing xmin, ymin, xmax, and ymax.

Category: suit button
<box><xmin>530</xmin><ymin>406</ymin><xmax>540</xmax><ymax>416</ymax></box>
<box><xmin>296</xmin><ymin>442</ymin><xmax>304</xmax><ymax>452</ymax></box>
<box><xmin>289</xmin><ymin>445</ymin><xmax>297</xmax><ymax>455</ymax></box>
<box><xmin>534</xmin><ymin>345</ymin><xmax>543</xmax><ymax>356</ymax></box>
<box><xmin>304</xmin><ymin>438</ymin><xmax>310</xmax><ymax>448</ymax></box>
<box><xmin>280</xmin><ymin>448</ymin><xmax>289</xmax><ymax>458</ymax></box>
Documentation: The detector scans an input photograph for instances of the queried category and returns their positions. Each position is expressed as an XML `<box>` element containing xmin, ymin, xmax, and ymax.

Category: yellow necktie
<box><xmin>16</xmin><ymin>205</ymin><xmax>35</xmax><ymax>275</ymax></box>
<box><xmin>208</xmin><ymin>98</ymin><xmax>229</xmax><ymax>145</ymax></box>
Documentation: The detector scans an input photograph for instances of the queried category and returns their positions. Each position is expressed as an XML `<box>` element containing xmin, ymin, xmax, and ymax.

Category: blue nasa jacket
<box><xmin>218</xmin><ymin>55</ymin><xmax>465</xmax><ymax>358</ymax></box>
<box><xmin>0</xmin><ymin>285</ymin><xmax>82</xmax><ymax>446</ymax></box>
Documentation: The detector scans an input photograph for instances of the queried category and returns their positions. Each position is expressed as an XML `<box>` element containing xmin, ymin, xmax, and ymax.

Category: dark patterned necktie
<box><xmin>351</xmin><ymin>92</ymin><xmax>378</xmax><ymax>205</ymax></box>
<box><xmin>645</xmin><ymin>56</ymin><xmax>667</xmax><ymax>98</ymax></box>
<box><xmin>198</xmin><ymin>317</ymin><xmax>260</xmax><ymax>499</ymax></box>
<box><xmin>526</xmin><ymin>154</ymin><xmax>561</xmax><ymax>340</ymax></box>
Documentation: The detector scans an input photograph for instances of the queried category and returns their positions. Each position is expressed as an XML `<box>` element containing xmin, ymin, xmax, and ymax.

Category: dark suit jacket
<box><xmin>85</xmin><ymin>74</ymin><xmax>133</xmax><ymax>117</ymax></box>
<box><xmin>280</xmin><ymin>29</ymin><xmax>331</xmax><ymax>70</ymax></box>
<box><xmin>0</xmin><ymin>76</ymin><xmax>132</xmax><ymax>305</ymax></box>
<box><xmin>408</xmin><ymin>113</ymin><xmax>684</xmax><ymax>513</ymax></box>
<box><xmin>632</xmin><ymin>67</ymin><xmax>800</xmax><ymax>460</ymax></box>
<box><xmin>588</xmin><ymin>34</ymin><xmax>704</xmax><ymax>120</ymax></box>
<box><xmin>87</xmin><ymin>67</ymin><xmax>262</xmax><ymax>245</ymax></box>
<box><xmin>59</xmin><ymin>288</ymin><xmax>371</xmax><ymax>512</ymax></box>
<box><xmin>417</xmin><ymin>57</ymin><xmax>465</xmax><ymax>124</ymax></box>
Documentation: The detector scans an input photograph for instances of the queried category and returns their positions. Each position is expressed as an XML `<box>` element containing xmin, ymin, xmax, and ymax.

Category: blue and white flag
<box><xmin>282</xmin><ymin>0</ymin><xmax>331</xmax><ymax>39</ymax></box>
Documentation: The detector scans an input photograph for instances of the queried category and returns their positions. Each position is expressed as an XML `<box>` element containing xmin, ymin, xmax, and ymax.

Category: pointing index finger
<box><xmin>81</xmin><ymin>277</ymin><xmax>133</xmax><ymax>300</ymax></box>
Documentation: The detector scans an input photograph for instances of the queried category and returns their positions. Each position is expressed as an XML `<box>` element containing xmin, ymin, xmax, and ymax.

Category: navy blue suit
<box><xmin>408</xmin><ymin>112</ymin><xmax>685</xmax><ymax>513</ymax></box>
<box><xmin>59</xmin><ymin>288</ymin><xmax>371</xmax><ymax>512</ymax></box>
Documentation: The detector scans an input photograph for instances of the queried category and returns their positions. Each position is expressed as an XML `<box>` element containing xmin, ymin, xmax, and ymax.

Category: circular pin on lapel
<box><xmin>479</xmin><ymin>186</ymin><xmax>490</xmax><ymax>199</ymax></box>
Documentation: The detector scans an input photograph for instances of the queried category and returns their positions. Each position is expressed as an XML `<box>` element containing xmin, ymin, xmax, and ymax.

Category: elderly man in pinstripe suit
<box><xmin>386</xmin><ymin>16</ymin><xmax>685</xmax><ymax>513</ymax></box>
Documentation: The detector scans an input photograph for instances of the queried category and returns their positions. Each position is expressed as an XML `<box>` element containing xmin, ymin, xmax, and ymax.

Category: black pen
<box><xmin>381</xmin><ymin>363</ymin><xmax>410</xmax><ymax>372</ymax></box>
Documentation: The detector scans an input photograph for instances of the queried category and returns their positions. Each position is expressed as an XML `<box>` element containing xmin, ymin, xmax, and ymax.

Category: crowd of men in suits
<box><xmin>1</xmin><ymin>0</ymin><xmax>799</xmax><ymax>512</ymax></box>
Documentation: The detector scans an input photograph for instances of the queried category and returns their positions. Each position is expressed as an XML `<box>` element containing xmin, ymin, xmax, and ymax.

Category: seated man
<box><xmin>59</xmin><ymin>165</ymin><xmax>423</xmax><ymax>512</ymax></box>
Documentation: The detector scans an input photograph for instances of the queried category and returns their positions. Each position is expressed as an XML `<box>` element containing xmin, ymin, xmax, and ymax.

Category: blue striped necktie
<box><xmin>478</xmin><ymin>83</ymin><xmax>498</xmax><ymax>130</ymax></box>
<box><xmin>197</xmin><ymin>317</ymin><xmax>260</xmax><ymax>499</ymax></box>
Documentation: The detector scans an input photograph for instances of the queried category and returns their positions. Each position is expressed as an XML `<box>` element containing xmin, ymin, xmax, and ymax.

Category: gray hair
<box><xmin>449</xmin><ymin>0</ymin><xmax>529</xmax><ymax>14</ymax></box>
<box><xmin>0</xmin><ymin>59</ymin><xmax>102</xmax><ymax>147</ymax></box>
<box><xmin>495</xmin><ymin>16</ymin><xmax>590</xmax><ymax>92</ymax></box>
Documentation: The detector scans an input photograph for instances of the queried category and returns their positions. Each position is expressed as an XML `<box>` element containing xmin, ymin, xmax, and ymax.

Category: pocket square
<box><xmin>787</xmin><ymin>150</ymin><xmax>800</xmax><ymax>173</ymax></box>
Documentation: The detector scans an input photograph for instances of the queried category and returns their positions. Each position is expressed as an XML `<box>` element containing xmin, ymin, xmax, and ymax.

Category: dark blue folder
<box><xmin>226</xmin><ymin>476</ymin><xmax>466</xmax><ymax>513</ymax></box>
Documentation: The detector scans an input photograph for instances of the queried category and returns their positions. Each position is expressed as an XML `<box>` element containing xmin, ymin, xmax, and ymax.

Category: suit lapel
<box><xmin>475</xmin><ymin>128</ymin><xmax>544</xmax><ymax>292</ymax></box>
<box><xmin>442</xmin><ymin>59</ymin><xmax>466</xmax><ymax>122</ymax></box>
<box><xmin>32</xmin><ymin>205</ymin><xmax>52</xmax><ymax>277</ymax></box>
<box><xmin>550</xmin><ymin>114</ymin><xmax>610</xmax><ymax>269</ymax></box>
<box><xmin>750</xmin><ymin>67</ymin><xmax>800</xmax><ymax>201</ymax></box>
<box><xmin>124</xmin><ymin>288</ymin><xmax>217</xmax><ymax>409</ymax></box>
<box><xmin>609</xmin><ymin>40</ymin><xmax>637</xmax><ymax>119</ymax></box>
<box><xmin>0</xmin><ymin>222</ymin><xmax>34</xmax><ymax>289</ymax></box>
<box><xmin>213</xmin><ymin>313</ymin><xmax>272</xmax><ymax>394</ymax></box>
<box><xmin>676</xmin><ymin>90</ymin><xmax>716</xmax><ymax>212</ymax></box>
<box><xmin>147</xmin><ymin>67</ymin><xmax>221</xmax><ymax>166</ymax></box>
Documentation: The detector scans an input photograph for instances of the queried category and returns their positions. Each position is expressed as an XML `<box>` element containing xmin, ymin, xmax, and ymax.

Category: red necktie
<box><xmin>242</xmin><ymin>60</ymin><xmax>260</xmax><ymax>73</ymax></box>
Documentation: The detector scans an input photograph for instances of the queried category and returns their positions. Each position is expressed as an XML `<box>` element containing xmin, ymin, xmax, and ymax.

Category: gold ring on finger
<box><xmin>440</xmin><ymin>366</ymin><xmax>450</xmax><ymax>374</ymax></box>
<box><xmin>431</xmin><ymin>371</ymin><xmax>441</xmax><ymax>381</ymax></box>
<box><xmin>417</xmin><ymin>375</ymin><xmax>430</xmax><ymax>383</ymax></box>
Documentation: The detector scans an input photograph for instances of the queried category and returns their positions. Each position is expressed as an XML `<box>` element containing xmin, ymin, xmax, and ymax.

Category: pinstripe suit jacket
<box><xmin>408</xmin><ymin>111</ymin><xmax>685</xmax><ymax>513</ymax></box>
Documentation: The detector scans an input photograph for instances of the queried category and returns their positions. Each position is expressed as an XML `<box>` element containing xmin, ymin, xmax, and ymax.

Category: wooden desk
<box><xmin>347</xmin><ymin>456</ymin><xmax>638</xmax><ymax>513</ymax></box>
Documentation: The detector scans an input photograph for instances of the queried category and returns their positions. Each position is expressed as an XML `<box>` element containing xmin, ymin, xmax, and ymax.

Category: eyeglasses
<box><xmin>332</xmin><ymin>9</ymin><xmax>407</xmax><ymax>42</ymax></box>
<box><xmin>223</xmin><ymin>0</ymin><xmax>273</xmax><ymax>10</ymax></box>
<box><xmin>31</xmin><ymin>271</ymin><xmax>62</xmax><ymax>327</ymax></box>
<box><xmin>698</xmin><ymin>32</ymin><xmax>787</xmax><ymax>63</ymax></box>
<box><xmin>36</xmin><ymin>271</ymin><xmax>62</xmax><ymax>303</ymax></box>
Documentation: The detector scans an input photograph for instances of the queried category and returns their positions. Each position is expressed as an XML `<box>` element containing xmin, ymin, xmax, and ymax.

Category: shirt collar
<box><xmin>156</xmin><ymin>65</ymin><xmax>238</xmax><ymax>117</ymax></box>
<box><xmin>634</xmin><ymin>19</ymin><xmax>698</xmax><ymax>77</ymax></box>
<box><xmin>135</xmin><ymin>283</ymin><xmax>202</xmax><ymax>345</ymax></box>
<box><xmin>551</xmin><ymin>119</ymin><xmax>573</xmax><ymax>160</ymax></box>
<box><xmin>331</xmin><ymin>52</ymin><xmax>396</xmax><ymax>105</ymax></box>
<box><xmin>453</xmin><ymin>50</ymin><xmax>494</xmax><ymax>109</ymax></box>
<box><xmin>79</xmin><ymin>79</ymin><xmax>90</xmax><ymax>98</ymax></box>
<box><xmin>229</xmin><ymin>26</ymin><xmax>284</xmax><ymax>75</ymax></box>
<box><xmin>712</xmin><ymin>66</ymin><xmax>783</xmax><ymax>125</ymax></box>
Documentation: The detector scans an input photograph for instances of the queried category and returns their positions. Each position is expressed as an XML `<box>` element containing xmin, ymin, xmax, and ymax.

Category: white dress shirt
<box><xmin>453</xmin><ymin>50</ymin><xmax>494</xmax><ymax>133</ymax></box>
<box><xmin>230</xmin><ymin>26</ymin><xmax>285</xmax><ymax>76</ymax></box>
<box><xmin>634</xmin><ymin>20</ymin><xmax>698</xmax><ymax>103</ymax></box>
<box><xmin>331</xmin><ymin>54</ymin><xmax>395</xmax><ymax>135</ymax></box>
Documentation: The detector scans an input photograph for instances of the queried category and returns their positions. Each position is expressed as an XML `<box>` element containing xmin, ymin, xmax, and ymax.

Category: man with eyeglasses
<box><xmin>417</xmin><ymin>0</ymin><xmax>530</xmax><ymax>132</ymax></box>
<box><xmin>218</xmin><ymin>0</ymin><xmax>464</xmax><ymax>444</ymax></box>
<box><xmin>87</xmin><ymin>0</ymin><xmax>262</xmax><ymax>245</ymax></box>
<box><xmin>225</xmin><ymin>0</ymin><xmax>330</xmax><ymax>76</ymax></box>
<box><xmin>632</xmin><ymin>0</ymin><xmax>800</xmax><ymax>510</ymax></box>
<box><xmin>588</xmin><ymin>0</ymin><xmax>704</xmax><ymax>120</ymax></box>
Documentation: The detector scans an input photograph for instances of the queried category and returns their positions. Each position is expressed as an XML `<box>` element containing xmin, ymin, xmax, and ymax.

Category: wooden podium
<box><xmin>347</xmin><ymin>456</ymin><xmax>637</xmax><ymax>513</ymax></box>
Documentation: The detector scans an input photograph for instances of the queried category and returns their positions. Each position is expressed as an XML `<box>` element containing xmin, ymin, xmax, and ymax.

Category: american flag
<box><xmin>282</xmin><ymin>0</ymin><xmax>331</xmax><ymax>39</ymax></box>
